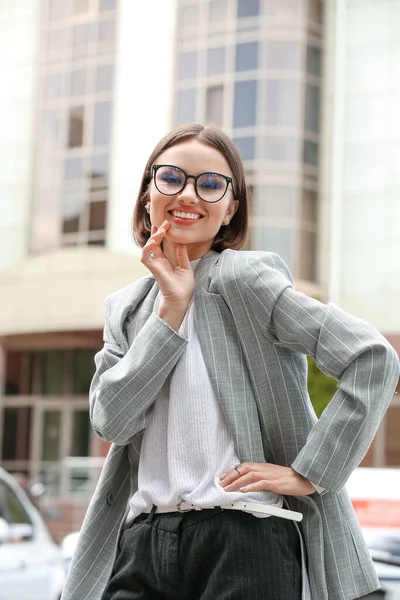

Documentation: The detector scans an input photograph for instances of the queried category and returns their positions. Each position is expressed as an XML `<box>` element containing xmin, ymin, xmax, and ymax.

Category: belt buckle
<box><xmin>176</xmin><ymin>500</ymin><xmax>194</xmax><ymax>513</ymax></box>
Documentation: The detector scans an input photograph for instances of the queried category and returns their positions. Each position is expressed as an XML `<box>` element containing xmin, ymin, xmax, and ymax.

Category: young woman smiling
<box><xmin>61</xmin><ymin>124</ymin><xmax>400</xmax><ymax>600</ymax></box>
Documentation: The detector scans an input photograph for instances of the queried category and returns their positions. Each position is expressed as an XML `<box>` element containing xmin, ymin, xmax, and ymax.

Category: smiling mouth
<box><xmin>169</xmin><ymin>210</ymin><xmax>202</xmax><ymax>221</ymax></box>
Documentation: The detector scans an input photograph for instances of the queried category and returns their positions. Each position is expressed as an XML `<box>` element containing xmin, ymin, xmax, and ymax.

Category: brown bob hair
<box><xmin>133</xmin><ymin>123</ymin><xmax>249</xmax><ymax>252</ymax></box>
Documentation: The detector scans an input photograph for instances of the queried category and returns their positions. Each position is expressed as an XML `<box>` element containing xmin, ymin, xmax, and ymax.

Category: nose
<box><xmin>178</xmin><ymin>179</ymin><xmax>199</xmax><ymax>205</ymax></box>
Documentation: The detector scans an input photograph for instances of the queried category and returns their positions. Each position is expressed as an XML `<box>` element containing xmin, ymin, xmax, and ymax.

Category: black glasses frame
<box><xmin>152</xmin><ymin>164</ymin><xmax>233</xmax><ymax>203</ymax></box>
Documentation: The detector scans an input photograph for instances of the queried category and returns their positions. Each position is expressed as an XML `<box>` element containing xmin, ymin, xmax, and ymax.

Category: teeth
<box><xmin>171</xmin><ymin>211</ymin><xmax>201</xmax><ymax>220</ymax></box>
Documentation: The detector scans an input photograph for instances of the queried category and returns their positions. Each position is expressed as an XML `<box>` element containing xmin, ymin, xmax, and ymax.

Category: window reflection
<box><xmin>263</xmin><ymin>136</ymin><xmax>298</xmax><ymax>161</ymax></box>
<box><xmin>299</xmin><ymin>229</ymin><xmax>317</xmax><ymax>281</ymax></box>
<box><xmin>92</xmin><ymin>154</ymin><xmax>109</xmax><ymax>178</ymax></box>
<box><xmin>266</xmin><ymin>80</ymin><xmax>300</xmax><ymax>126</ymax></box>
<box><xmin>303</xmin><ymin>140</ymin><xmax>319</xmax><ymax>166</ymax></box>
<box><xmin>89</xmin><ymin>200</ymin><xmax>107</xmax><ymax>231</ymax></box>
<box><xmin>70</xmin><ymin>70</ymin><xmax>86</xmax><ymax>96</ymax></box>
<box><xmin>178</xmin><ymin>52</ymin><xmax>198</xmax><ymax>79</ymax></box>
<box><xmin>100</xmin><ymin>0</ymin><xmax>117</xmax><ymax>10</ymax></box>
<box><xmin>209</xmin><ymin>0</ymin><xmax>227</xmax><ymax>22</ymax></box>
<box><xmin>237</xmin><ymin>0</ymin><xmax>260</xmax><ymax>18</ymax></box>
<box><xmin>233</xmin><ymin>137</ymin><xmax>255</xmax><ymax>160</ymax></box>
<box><xmin>206</xmin><ymin>85</ymin><xmax>223</xmax><ymax>126</ymax></box>
<box><xmin>254</xmin><ymin>226</ymin><xmax>293</xmax><ymax>268</ymax></box>
<box><xmin>68</xmin><ymin>106</ymin><xmax>85</xmax><ymax>148</ymax></box>
<box><xmin>236</xmin><ymin>42</ymin><xmax>258</xmax><ymax>72</ymax></box>
<box><xmin>207</xmin><ymin>47</ymin><xmax>226</xmax><ymax>76</ymax></box>
<box><xmin>307</xmin><ymin>47</ymin><xmax>322</xmax><ymax>77</ymax></box>
<box><xmin>93</xmin><ymin>101</ymin><xmax>111</xmax><ymax>145</ymax></box>
<box><xmin>65</xmin><ymin>157</ymin><xmax>84</xmax><ymax>179</ymax></box>
<box><xmin>305</xmin><ymin>84</ymin><xmax>320</xmax><ymax>132</ymax></box>
<box><xmin>99</xmin><ymin>19</ymin><xmax>115</xmax><ymax>43</ymax></box>
<box><xmin>44</xmin><ymin>74</ymin><xmax>64</xmax><ymax>101</ymax></box>
<box><xmin>266</xmin><ymin>41</ymin><xmax>301</xmax><ymax>70</ymax></box>
<box><xmin>234</xmin><ymin>80</ymin><xmax>257</xmax><ymax>127</ymax></box>
<box><xmin>96</xmin><ymin>64</ymin><xmax>113</xmax><ymax>92</ymax></box>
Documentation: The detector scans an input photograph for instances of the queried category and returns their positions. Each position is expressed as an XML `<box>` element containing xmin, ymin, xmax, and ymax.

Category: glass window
<box><xmin>179</xmin><ymin>5</ymin><xmax>198</xmax><ymax>28</ymax></box>
<box><xmin>99</xmin><ymin>19</ymin><xmax>115</xmax><ymax>43</ymax></box>
<box><xmin>253</xmin><ymin>226</ymin><xmax>293</xmax><ymax>267</ymax></box>
<box><xmin>236</xmin><ymin>42</ymin><xmax>258</xmax><ymax>72</ymax></box>
<box><xmin>5</xmin><ymin>353</ymin><xmax>22</xmax><ymax>395</ymax></box>
<box><xmin>178</xmin><ymin>51</ymin><xmax>198</xmax><ymax>80</ymax></box>
<box><xmin>93</xmin><ymin>101</ymin><xmax>111</xmax><ymax>145</ymax></box>
<box><xmin>70</xmin><ymin>411</ymin><xmax>90</xmax><ymax>456</ymax></box>
<box><xmin>73</xmin><ymin>350</ymin><xmax>96</xmax><ymax>394</ymax></box>
<box><xmin>89</xmin><ymin>201</ymin><xmax>107</xmax><ymax>231</ymax></box>
<box><xmin>303</xmin><ymin>140</ymin><xmax>319</xmax><ymax>166</ymax></box>
<box><xmin>234</xmin><ymin>80</ymin><xmax>257</xmax><ymax>127</ymax></box>
<box><xmin>299</xmin><ymin>229</ymin><xmax>317</xmax><ymax>281</ymax></box>
<box><xmin>44</xmin><ymin>74</ymin><xmax>64</xmax><ymax>101</ymax></box>
<box><xmin>233</xmin><ymin>137</ymin><xmax>255</xmax><ymax>160</ymax></box>
<box><xmin>41</xmin><ymin>410</ymin><xmax>61</xmax><ymax>461</ymax></box>
<box><xmin>96</xmin><ymin>64</ymin><xmax>113</xmax><ymax>92</ymax></box>
<box><xmin>266</xmin><ymin>41</ymin><xmax>301</xmax><ymax>70</ymax></box>
<box><xmin>1</xmin><ymin>408</ymin><xmax>32</xmax><ymax>462</ymax></box>
<box><xmin>206</xmin><ymin>85</ymin><xmax>223</xmax><ymax>125</ymax></box>
<box><xmin>305</xmin><ymin>84</ymin><xmax>320</xmax><ymax>132</ymax></box>
<box><xmin>210</xmin><ymin>0</ymin><xmax>227</xmax><ymax>22</ymax></box>
<box><xmin>62</xmin><ymin>203</ymin><xmax>84</xmax><ymax>234</ymax></box>
<box><xmin>70</xmin><ymin>70</ymin><xmax>86</xmax><ymax>96</ymax></box>
<box><xmin>265</xmin><ymin>80</ymin><xmax>300</xmax><ymax>127</ymax></box>
<box><xmin>263</xmin><ymin>136</ymin><xmax>298</xmax><ymax>161</ymax></box>
<box><xmin>177</xmin><ymin>89</ymin><xmax>196</xmax><ymax>125</ymax></box>
<box><xmin>42</xmin><ymin>352</ymin><xmax>65</xmax><ymax>394</ymax></box>
<box><xmin>254</xmin><ymin>186</ymin><xmax>297</xmax><ymax>219</ymax></box>
<box><xmin>65</xmin><ymin>157</ymin><xmax>84</xmax><ymax>180</ymax></box>
<box><xmin>237</xmin><ymin>0</ymin><xmax>260</xmax><ymax>18</ymax></box>
<box><xmin>68</xmin><ymin>107</ymin><xmax>85</xmax><ymax>148</ymax></box>
<box><xmin>207</xmin><ymin>47</ymin><xmax>226</xmax><ymax>76</ymax></box>
<box><xmin>302</xmin><ymin>189</ymin><xmax>317</xmax><ymax>223</ymax></box>
<box><xmin>100</xmin><ymin>0</ymin><xmax>117</xmax><ymax>9</ymax></box>
<box><xmin>308</xmin><ymin>0</ymin><xmax>323</xmax><ymax>24</ymax></box>
<box><xmin>307</xmin><ymin>47</ymin><xmax>322</xmax><ymax>76</ymax></box>
<box><xmin>91</xmin><ymin>154</ymin><xmax>109</xmax><ymax>178</ymax></box>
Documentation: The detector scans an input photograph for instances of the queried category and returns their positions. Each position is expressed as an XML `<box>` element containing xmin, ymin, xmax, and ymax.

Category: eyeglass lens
<box><xmin>155</xmin><ymin>166</ymin><xmax>228</xmax><ymax>202</ymax></box>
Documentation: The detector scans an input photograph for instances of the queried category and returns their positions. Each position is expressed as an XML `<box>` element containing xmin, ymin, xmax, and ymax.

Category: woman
<box><xmin>61</xmin><ymin>124</ymin><xmax>399</xmax><ymax>600</ymax></box>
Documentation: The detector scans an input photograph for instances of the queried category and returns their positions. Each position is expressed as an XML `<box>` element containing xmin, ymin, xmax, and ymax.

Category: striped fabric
<box><xmin>61</xmin><ymin>250</ymin><xmax>400</xmax><ymax>600</ymax></box>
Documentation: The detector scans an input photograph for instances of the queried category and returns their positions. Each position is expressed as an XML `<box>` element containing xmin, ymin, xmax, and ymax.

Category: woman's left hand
<box><xmin>219</xmin><ymin>462</ymin><xmax>316</xmax><ymax>496</ymax></box>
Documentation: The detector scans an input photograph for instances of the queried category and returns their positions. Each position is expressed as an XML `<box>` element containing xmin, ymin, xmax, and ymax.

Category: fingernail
<box><xmin>240</xmin><ymin>487</ymin><xmax>248</xmax><ymax>492</ymax></box>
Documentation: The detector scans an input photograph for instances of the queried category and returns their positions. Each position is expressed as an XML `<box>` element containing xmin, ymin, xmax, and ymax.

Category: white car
<box><xmin>0</xmin><ymin>467</ymin><xmax>66</xmax><ymax>600</ymax></box>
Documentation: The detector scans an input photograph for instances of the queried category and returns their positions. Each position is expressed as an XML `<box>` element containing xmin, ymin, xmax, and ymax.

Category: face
<box><xmin>148</xmin><ymin>140</ymin><xmax>238</xmax><ymax>261</ymax></box>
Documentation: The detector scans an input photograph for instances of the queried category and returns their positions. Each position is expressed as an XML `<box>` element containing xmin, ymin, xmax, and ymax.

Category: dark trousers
<box><xmin>101</xmin><ymin>507</ymin><xmax>302</xmax><ymax>600</ymax></box>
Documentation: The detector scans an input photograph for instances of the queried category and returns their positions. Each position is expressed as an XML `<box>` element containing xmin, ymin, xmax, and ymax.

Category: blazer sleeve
<box><xmin>89</xmin><ymin>295</ymin><xmax>188</xmax><ymax>445</ymax></box>
<box><xmin>244</xmin><ymin>252</ymin><xmax>400</xmax><ymax>494</ymax></box>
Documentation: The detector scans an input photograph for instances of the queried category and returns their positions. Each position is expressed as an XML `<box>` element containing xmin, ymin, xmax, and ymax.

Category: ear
<box><xmin>226</xmin><ymin>199</ymin><xmax>239</xmax><ymax>220</ymax></box>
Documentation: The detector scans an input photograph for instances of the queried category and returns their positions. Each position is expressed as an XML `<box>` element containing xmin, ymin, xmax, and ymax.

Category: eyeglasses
<box><xmin>152</xmin><ymin>164</ymin><xmax>233</xmax><ymax>203</ymax></box>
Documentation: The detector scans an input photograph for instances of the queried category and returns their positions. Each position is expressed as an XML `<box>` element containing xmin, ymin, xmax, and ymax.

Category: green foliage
<box><xmin>307</xmin><ymin>356</ymin><xmax>337</xmax><ymax>418</ymax></box>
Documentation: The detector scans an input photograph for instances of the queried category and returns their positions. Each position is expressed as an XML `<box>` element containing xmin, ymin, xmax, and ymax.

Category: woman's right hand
<box><xmin>141</xmin><ymin>221</ymin><xmax>195</xmax><ymax>331</ymax></box>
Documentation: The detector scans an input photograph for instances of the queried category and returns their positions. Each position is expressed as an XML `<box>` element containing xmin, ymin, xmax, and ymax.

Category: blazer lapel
<box><xmin>195</xmin><ymin>253</ymin><xmax>266</xmax><ymax>463</ymax></box>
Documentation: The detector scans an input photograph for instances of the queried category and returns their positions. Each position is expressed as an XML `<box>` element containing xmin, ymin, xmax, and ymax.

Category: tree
<box><xmin>307</xmin><ymin>356</ymin><xmax>337</xmax><ymax>418</ymax></box>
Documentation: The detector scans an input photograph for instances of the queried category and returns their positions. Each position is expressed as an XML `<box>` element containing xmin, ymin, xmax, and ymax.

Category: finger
<box><xmin>151</xmin><ymin>225</ymin><xmax>156</xmax><ymax>235</ymax></box>
<box><xmin>175</xmin><ymin>244</ymin><xmax>190</xmax><ymax>270</ymax></box>
<box><xmin>240</xmin><ymin>480</ymin><xmax>275</xmax><ymax>493</ymax></box>
<box><xmin>222</xmin><ymin>473</ymin><xmax>258</xmax><ymax>492</ymax></box>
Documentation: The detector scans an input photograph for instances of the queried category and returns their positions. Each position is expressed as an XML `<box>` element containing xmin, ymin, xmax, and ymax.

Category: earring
<box><xmin>145</xmin><ymin>202</ymin><xmax>151</xmax><ymax>214</ymax></box>
<box><xmin>222</xmin><ymin>216</ymin><xmax>230</xmax><ymax>225</ymax></box>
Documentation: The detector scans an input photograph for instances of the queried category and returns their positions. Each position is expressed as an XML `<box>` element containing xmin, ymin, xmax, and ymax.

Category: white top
<box><xmin>127</xmin><ymin>286</ymin><xmax>282</xmax><ymax>521</ymax></box>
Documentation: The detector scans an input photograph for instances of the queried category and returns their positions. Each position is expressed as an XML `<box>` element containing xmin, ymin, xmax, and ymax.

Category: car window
<box><xmin>0</xmin><ymin>482</ymin><xmax>32</xmax><ymax>525</ymax></box>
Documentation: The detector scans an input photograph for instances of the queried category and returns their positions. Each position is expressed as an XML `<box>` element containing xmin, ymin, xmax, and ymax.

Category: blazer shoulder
<box><xmin>215</xmin><ymin>249</ymin><xmax>294</xmax><ymax>287</ymax></box>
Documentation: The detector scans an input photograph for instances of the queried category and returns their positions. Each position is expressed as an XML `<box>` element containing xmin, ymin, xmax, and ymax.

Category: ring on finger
<box><xmin>148</xmin><ymin>251</ymin><xmax>155</xmax><ymax>259</ymax></box>
<box><xmin>234</xmin><ymin>464</ymin><xmax>242</xmax><ymax>476</ymax></box>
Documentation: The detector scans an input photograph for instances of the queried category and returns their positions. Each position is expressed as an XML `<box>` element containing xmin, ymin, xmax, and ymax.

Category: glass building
<box><xmin>175</xmin><ymin>0</ymin><xmax>324</xmax><ymax>291</ymax></box>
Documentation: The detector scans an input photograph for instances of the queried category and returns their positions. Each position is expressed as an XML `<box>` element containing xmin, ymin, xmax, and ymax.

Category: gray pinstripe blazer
<box><xmin>61</xmin><ymin>250</ymin><xmax>400</xmax><ymax>600</ymax></box>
